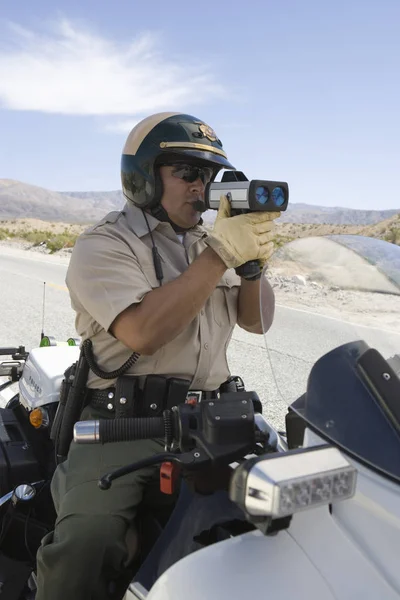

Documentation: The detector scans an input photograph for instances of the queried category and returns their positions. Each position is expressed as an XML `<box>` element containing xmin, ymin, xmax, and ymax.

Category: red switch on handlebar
<box><xmin>160</xmin><ymin>462</ymin><xmax>180</xmax><ymax>495</ymax></box>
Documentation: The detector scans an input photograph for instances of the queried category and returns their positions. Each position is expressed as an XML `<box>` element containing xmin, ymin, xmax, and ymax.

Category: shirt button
<box><xmin>204</xmin><ymin>343</ymin><xmax>209</xmax><ymax>350</ymax></box>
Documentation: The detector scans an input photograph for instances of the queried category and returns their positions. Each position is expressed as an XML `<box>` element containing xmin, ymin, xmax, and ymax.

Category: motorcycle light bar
<box><xmin>230</xmin><ymin>446</ymin><xmax>357</xmax><ymax>519</ymax></box>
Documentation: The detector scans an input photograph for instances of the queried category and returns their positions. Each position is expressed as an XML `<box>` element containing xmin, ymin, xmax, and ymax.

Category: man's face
<box><xmin>159</xmin><ymin>163</ymin><xmax>213</xmax><ymax>229</ymax></box>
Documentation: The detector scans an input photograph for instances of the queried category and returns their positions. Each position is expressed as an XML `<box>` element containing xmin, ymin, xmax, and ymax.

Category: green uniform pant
<box><xmin>35</xmin><ymin>404</ymin><xmax>177</xmax><ymax>600</ymax></box>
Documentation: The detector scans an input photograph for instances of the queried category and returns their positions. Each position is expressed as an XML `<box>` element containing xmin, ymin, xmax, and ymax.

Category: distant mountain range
<box><xmin>0</xmin><ymin>179</ymin><xmax>398</xmax><ymax>226</ymax></box>
<box><xmin>0</xmin><ymin>179</ymin><xmax>122</xmax><ymax>223</ymax></box>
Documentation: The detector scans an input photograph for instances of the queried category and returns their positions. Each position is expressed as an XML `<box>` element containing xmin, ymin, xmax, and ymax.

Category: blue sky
<box><xmin>0</xmin><ymin>0</ymin><xmax>399</xmax><ymax>209</ymax></box>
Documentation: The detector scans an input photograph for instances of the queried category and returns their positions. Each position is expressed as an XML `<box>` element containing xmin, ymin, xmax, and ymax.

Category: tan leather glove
<box><xmin>205</xmin><ymin>194</ymin><xmax>280</xmax><ymax>269</ymax></box>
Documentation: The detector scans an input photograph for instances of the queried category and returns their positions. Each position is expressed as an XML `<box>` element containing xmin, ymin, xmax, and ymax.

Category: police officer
<box><xmin>35</xmin><ymin>112</ymin><xmax>280</xmax><ymax>599</ymax></box>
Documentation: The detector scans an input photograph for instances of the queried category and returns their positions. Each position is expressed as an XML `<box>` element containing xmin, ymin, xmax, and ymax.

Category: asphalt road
<box><xmin>1</xmin><ymin>246</ymin><xmax>399</xmax><ymax>430</ymax></box>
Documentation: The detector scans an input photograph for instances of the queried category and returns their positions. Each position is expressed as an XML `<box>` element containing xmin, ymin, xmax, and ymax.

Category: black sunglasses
<box><xmin>163</xmin><ymin>163</ymin><xmax>214</xmax><ymax>184</ymax></box>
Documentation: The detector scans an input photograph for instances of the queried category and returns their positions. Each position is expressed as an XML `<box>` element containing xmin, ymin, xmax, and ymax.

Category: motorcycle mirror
<box><xmin>12</xmin><ymin>484</ymin><xmax>36</xmax><ymax>504</ymax></box>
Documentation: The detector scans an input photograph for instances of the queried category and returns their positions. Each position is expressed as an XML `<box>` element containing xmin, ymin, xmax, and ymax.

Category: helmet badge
<box><xmin>199</xmin><ymin>123</ymin><xmax>218</xmax><ymax>142</ymax></box>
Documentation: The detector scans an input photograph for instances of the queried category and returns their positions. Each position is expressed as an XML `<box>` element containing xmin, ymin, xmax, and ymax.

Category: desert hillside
<box><xmin>1</xmin><ymin>178</ymin><xmax>399</xmax><ymax>227</ymax></box>
<box><xmin>274</xmin><ymin>213</ymin><xmax>400</xmax><ymax>246</ymax></box>
<box><xmin>1</xmin><ymin>176</ymin><xmax>399</xmax><ymax>252</ymax></box>
<box><xmin>0</xmin><ymin>211</ymin><xmax>399</xmax><ymax>254</ymax></box>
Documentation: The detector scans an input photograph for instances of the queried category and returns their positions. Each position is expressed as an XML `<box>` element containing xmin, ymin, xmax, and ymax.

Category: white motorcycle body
<box><xmin>0</xmin><ymin>345</ymin><xmax>80</xmax><ymax>410</ymax></box>
<box><xmin>125</xmin><ymin>430</ymin><xmax>400</xmax><ymax>600</ymax></box>
<box><xmin>18</xmin><ymin>346</ymin><xmax>80</xmax><ymax>409</ymax></box>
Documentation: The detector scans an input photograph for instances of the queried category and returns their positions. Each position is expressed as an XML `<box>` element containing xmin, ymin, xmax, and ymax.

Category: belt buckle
<box><xmin>186</xmin><ymin>391</ymin><xmax>202</xmax><ymax>405</ymax></box>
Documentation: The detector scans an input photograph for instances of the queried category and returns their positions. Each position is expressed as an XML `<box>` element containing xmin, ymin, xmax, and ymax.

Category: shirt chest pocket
<box><xmin>140</xmin><ymin>254</ymin><xmax>182</xmax><ymax>290</ymax></box>
<box><xmin>211</xmin><ymin>271</ymin><xmax>240</xmax><ymax>328</ymax></box>
<box><xmin>141</xmin><ymin>262</ymin><xmax>161</xmax><ymax>289</ymax></box>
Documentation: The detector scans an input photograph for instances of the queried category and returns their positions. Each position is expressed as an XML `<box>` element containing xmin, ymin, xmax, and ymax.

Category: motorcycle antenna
<box><xmin>41</xmin><ymin>281</ymin><xmax>46</xmax><ymax>340</ymax></box>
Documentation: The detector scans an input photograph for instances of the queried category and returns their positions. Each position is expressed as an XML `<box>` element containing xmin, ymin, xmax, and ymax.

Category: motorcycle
<box><xmin>0</xmin><ymin>233</ymin><xmax>399</xmax><ymax>600</ymax></box>
<box><xmin>0</xmin><ymin>339</ymin><xmax>286</xmax><ymax>600</ymax></box>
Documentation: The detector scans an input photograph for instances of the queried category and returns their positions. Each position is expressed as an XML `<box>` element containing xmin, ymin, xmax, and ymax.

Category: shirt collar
<box><xmin>124</xmin><ymin>201</ymin><xmax>160</xmax><ymax>238</ymax></box>
<box><xmin>123</xmin><ymin>200</ymin><xmax>207</xmax><ymax>240</ymax></box>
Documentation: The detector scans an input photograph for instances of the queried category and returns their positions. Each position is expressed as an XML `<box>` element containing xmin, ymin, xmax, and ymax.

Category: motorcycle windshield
<box><xmin>260</xmin><ymin>234</ymin><xmax>400</xmax><ymax>482</ymax></box>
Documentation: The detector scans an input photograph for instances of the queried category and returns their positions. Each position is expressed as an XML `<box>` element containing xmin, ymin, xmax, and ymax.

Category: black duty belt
<box><xmin>86</xmin><ymin>385</ymin><xmax>219</xmax><ymax>417</ymax></box>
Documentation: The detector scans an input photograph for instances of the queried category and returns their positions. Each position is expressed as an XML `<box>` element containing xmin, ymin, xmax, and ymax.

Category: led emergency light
<box><xmin>230</xmin><ymin>446</ymin><xmax>357</xmax><ymax>519</ymax></box>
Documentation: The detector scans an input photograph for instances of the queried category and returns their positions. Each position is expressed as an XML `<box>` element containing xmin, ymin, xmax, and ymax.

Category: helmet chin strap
<box><xmin>149</xmin><ymin>203</ymin><xmax>203</xmax><ymax>233</ymax></box>
<box><xmin>140</xmin><ymin>196</ymin><xmax>203</xmax><ymax>289</ymax></box>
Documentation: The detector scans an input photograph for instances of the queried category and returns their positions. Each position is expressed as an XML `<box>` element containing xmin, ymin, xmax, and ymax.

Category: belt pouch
<box><xmin>165</xmin><ymin>378</ymin><xmax>191</xmax><ymax>410</ymax></box>
<box><xmin>141</xmin><ymin>375</ymin><xmax>168</xmax><ymax>417</ymax></box>
<box><xmin>114</xmin><ymin>376</ymin><xmax>138</xmax><ymax>418</ymax></box>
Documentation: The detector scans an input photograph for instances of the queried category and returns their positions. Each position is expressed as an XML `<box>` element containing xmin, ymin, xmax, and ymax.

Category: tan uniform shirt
<box><xmin>66</xmin><ymin>201</ymin><xmax>241</xmax><ymax>390</ymax></box>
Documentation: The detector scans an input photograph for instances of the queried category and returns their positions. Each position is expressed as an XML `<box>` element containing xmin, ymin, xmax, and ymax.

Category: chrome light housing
<box><xmin>230</xmin><ymin>446</ymin><xmax>357</xmax><ymax>522</ymax></box>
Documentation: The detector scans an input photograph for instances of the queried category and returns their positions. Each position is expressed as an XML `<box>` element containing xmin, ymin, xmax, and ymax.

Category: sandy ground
<box><xmin>267</xmin><ymin>271</ymin><xmax>400</xmax><ymax>330</ymax></box>
<box><xmin>265</xmin><ymin>236</ymin><xmax>400</xmax><ymax>330</ymax></box>
<box><xmin>0</xmin><ymin>238</ymin><xmax>73</xmax><ymax>263</ymax></box>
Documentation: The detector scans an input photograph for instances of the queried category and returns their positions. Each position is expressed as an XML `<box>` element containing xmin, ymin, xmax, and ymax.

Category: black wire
<box><xmin>0</xmin><ymin>504</ymin><xmax>13</xmax><ymax>546</ymax></box>
<box><xmin>163</xmin><ymin>409</ymin><xmax>173</xmax><ymax>449</ymax></box>
<box><xmin>99</xmin><ymin>452</ymin><xmax>181</xmax><ymax>490</ymax></box>
<box><xmin>22</xmin><ymin>480</ymin><xmax>50</xmax><ymax>565</ymax></box>
<box><xmin>24</xmin><ymin>508</ymin><xmax>35</xmax><ymax>564</ymax></box>
<box><xmin>142</xmin><ymin>209</ymin><xmax>164</xmax><ymax>286</ymax></box>
<box><xmin>82</xmin><ymin>339</ymin><xmax>140</xmax><ymax>380</ymax></box>
<box><xmin>33</xmin><ymin>479</ymin><xmax>50</xmax><ymax>499</ymax></box>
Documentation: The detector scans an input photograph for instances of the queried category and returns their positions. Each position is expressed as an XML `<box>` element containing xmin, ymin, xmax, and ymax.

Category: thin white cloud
<box><xmin>102</xmin><ymin>119</ymin><xmax>142</xmax><ymax>134</ymax></box>
<box><xmin>0</xmin><ymin>18</ymin><xmax>224</xmax><ymax>119</ymax></box>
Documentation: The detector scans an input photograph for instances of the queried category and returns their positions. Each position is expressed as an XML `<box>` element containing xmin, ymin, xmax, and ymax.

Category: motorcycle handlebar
<box><xmin>0</xmin><ymin>348</ymin><xmax>20</xmax><ymax>356</ymax></box>
<box><xmin>0</xmin><ymin>360</ymin><xmax>25</xmax><ymax>378</ymax></box>
<box><xmin>74</xmin><ymin>417</ymin><xmax>166</xmax><ymax>444</ymax></box>
<box><xmin>73</xmin><ymin>394</ymin><xmax>281</xmax><ymax>457</ymax></box>
<box><xmin>0</xmin><ymin>346</ymin><xmax>26</xmax><ymax>357</ymax></box>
